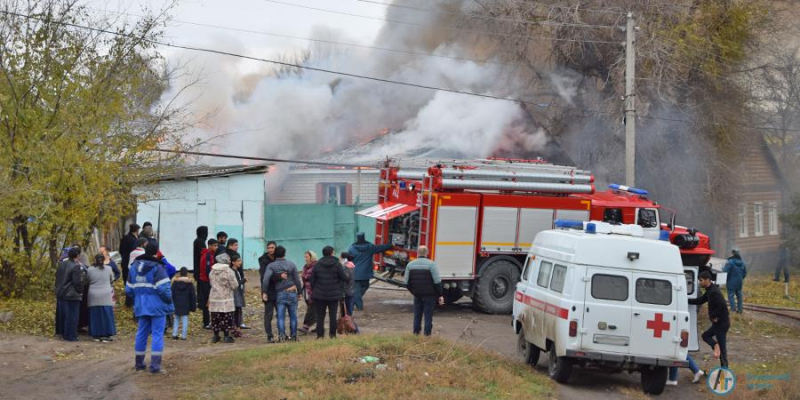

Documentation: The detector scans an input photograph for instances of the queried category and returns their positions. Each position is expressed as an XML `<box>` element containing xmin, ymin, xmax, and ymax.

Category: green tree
<box><xmin>0</xmin><ymin>0</ymin><xmax>184</xmax><ymax>297</ymax></box>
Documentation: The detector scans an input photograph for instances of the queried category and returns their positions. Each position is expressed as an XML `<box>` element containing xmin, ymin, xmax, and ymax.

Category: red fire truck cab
<box><xmin>356</xmin><ymin>158</ymin><xmax>714</xmax><ymax>314</ymax></box>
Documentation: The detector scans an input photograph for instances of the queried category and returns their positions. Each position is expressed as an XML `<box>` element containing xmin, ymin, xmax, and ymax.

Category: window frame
<box><xmin>537</xmin><ymin>261</ymin><xmax>554</xmax><ymax>288</ymax></box>
<box><xmin>768</xmin><ymin>202</ymin><xmax>779</xmax><ymax>235</ymax></box>
<box><xmin>684</xmin><ymin>270</ymin><xmax>695</xmax><ymax>296</ymax></box>
<box><xmin>635</xmin><ymin>278</ymin><xmax>673</xmax><ymax>306</ymax></box>
<box><xmin>549</xmin><ymin>264</ymin><xmax>568</xmax><ymax>293</ymax></box>
<box><xmin>637</xmin><ymin>208</ymin><xmax>659</xmax><ymax>228</ymax></box>
<box><xmin>521</xmin><ymin>257</ymin><xmax>534</xmax><ymax>282</ymax></box>
<box><xmin>590</xmin><ymin>274</ymin><xmax>629</xmax><ymax>302</ymax></box>
<box><xmin>754</xmin><ymin>202</ymin><xmax>764</xmax><ymax>237</ymax></box>
<box><xmin>738</xmin><ymin>203</ymin><xmax>748</xmax><ymax>238</ymax></box>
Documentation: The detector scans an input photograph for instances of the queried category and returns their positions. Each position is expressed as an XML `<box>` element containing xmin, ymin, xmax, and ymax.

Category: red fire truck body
<box><xmin>356</xmin><ymin>159</ymin><xmax>714</xmax><ymax>314</ymax></box>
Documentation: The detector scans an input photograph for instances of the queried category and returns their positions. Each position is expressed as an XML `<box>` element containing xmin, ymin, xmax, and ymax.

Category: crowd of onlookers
<box><xmin>53</xmin><ymin>222</ymin><xmax>428</xmax><ymax>374</ymax></box>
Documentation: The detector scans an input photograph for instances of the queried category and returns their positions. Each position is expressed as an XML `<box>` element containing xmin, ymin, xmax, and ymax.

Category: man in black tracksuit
<box><xmin>310</xmin><ymin>246</ymin><xmax>346</xmax><ymax>339</ymax></box>
<box><xmin>689</xmin><ymin>271</ymin><xmax>730</xmax><ymax>367</ymax></box>
<box><xmin>258</xmin><ymin>241</ymin><xmax>279</xmax><ymax>342</ymax></box>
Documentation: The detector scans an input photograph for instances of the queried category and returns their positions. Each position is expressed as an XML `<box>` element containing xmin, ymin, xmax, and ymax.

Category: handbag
<box><xmin>336</xmin><ymin>300</ymin><xmax>357</xmax><ymax>335</ymax></box>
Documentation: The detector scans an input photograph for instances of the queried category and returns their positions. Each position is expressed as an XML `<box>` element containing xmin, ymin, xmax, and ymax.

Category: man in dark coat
<box><xmin>215</xmin><ymin>231</ymin><xmax>228</xmax><ymax>257</ymax></box>
<box><xmin>310</xmin><ymin>246</ymin><xmax>346</xmax><ymax>339</ymax></box>
<box><xmin>348</xmin><ymin>232</ymin><xmax>392</xmax><ymax>311</ymax></box>
<box><xmin>258</xmin><ymin>241</ymin><xmax>278</xmax><ymax>341</ymax></box>
<box><xmin>689</xmin><ymin>271</ymin><xmax>731</xmax><ymax>367</ymax></box>
<box><xmin>192</xmin><ymin>226</ymin><xmax>208</xmax><ymax>282</ymax></box>
<box><xmin>55</xmin><ymin>247</ymin><xmax>85</xmax><ymax>341</ymax></box>
<box><xmin>119</xmin><ymin>223</ymin><xmax>140</xmax><ymax>284</ymax></box>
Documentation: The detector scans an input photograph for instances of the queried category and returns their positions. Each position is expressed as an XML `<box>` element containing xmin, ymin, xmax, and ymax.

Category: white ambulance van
<box><xmin>513</xmin><ymin>220</ymin><xmax>691</xmax><ymax>395</ymax></box>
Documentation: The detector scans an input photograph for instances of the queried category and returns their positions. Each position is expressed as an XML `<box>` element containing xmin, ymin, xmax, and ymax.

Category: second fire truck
<box><xmin>356</xmin><ymin>158</ymin><xmax>714</xmax><ymax>314</ymax></box>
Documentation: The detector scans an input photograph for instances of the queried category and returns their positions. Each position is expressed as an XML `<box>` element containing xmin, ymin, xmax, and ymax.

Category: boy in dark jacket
<box><xmin>403</xmin><ymin>246</ymin><xmax>443</xmax><ymax>336</ymax></box>
<box><xmin>192</xmin><ymin>226</ymin><xmax>208</xmax><ymax>282</ymax></box>
<box><xmin>197</xmin><ymin>239</ymin><xmax>217</xmax><ymax>328</ymax></box>
<box><xmin>258</xmin><ymin>241</ymin><xmax>279</xmax><ymax>342</ymax></box>
<box><xmin>172</xmin><ymin>268</ymin><xmax>196</xmax><ymax>340</ymax></box>
<box><xmin>689</xmin><ymin>271</ymin><xmax>730</xmax><ymax>367</ymax></box>
<box><xmin>310</xmin><ymin>246</ymin><xmax>347</xmax><ymax>339</ymax></box>
<box><xmin>55</xmin><ymin>247</ymin><xmax>85</xmax><ymax>341</ymax></box>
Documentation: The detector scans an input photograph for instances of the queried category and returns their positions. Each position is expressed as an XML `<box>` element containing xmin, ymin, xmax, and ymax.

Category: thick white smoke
<box><xmin>162</xmin><ymin>2</ymin><xmax>553</xmax><ymax>163</ymax></box>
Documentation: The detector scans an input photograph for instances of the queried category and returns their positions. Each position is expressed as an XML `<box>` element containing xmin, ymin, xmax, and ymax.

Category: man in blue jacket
<box><xmin>348</xmin><ymin>232</ymin><xmax>393</xmax><ymax>311</ymax></box>
<box><xmin>723</xmin><ymin>248</ymin><xmax>747</xmax><ymax>314</ymax></box>
<box><xmin>126</xmin><ymin>241</ymin><xmax>174</xmax><ymax>374</ymax></box>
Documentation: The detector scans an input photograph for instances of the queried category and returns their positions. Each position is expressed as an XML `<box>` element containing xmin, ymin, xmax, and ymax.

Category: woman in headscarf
<box><xmin>208</xmin><ymin>253</ymin><xmax>238</xmax><ymax>343</ymax></box>
<box><xmin>298</xmin><ymin>250</ymin><xmax>317</xmax><ymax>334</ymax></box>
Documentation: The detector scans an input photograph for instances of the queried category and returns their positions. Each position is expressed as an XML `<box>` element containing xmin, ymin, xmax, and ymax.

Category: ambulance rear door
<box><xmin>582</xmin><ymin>269</ymin><xmax>632</xmax><ymax>353</ymax></box>
<box><xmin>684</xmin><ymin>267</ymin><xmax>700</xmax><ymax>352</ymax></box>
<box><xmin>629</xmin><ymin>273</ymin><xmax>680</xmax><ymax>358</ymax></box>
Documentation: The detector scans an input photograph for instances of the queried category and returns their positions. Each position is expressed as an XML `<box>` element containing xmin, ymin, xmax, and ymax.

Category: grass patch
<box><xmin>148</xmin><ymin>334</ymin><xmax>554</xmax><ymax>400</ymax></box>
<box><xmin>742</xmin><ymin>275</ymin><xmax>800</xmax><ymax>309</ymax></box>
<box><xmin>724</xmin><ymin>355</ymin><xmax>800</xmax><ymax>400</ymax></box>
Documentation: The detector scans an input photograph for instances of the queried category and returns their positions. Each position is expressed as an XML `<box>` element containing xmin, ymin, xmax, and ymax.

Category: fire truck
<box><xmin>356</xmin><ymin>158</ymin><xmax>714</xmax><ymax>314</ymax></box>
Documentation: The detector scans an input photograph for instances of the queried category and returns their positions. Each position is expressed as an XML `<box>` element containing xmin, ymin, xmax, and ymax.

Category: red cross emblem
<box><xmin>646</xmin><ymin>313</ymin><xmax>671</xmax><ymax>338</ymax></box>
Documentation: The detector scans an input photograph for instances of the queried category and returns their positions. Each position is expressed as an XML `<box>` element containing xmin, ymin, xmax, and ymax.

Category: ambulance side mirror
<box><xmin>668</xmin><ymin>213</ymin><xmax>676</xmax><ymax>232</ymax></box>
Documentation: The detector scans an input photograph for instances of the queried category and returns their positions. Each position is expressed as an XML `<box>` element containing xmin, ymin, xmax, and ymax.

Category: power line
<box><xmin>262</xmin><ymin>0</ymin><xmax>620</xmax><ymax>44</ymax></box>
<box><xmin>152</xmin><ymin>148</ymin><xmax>375</xmax><ymax>168</ymax></box>
<box><xmin>4</xmin><ymin>9</ymin><xmax>796</xmax><ymax>134</ymax></box>
<box><xmin>356</xmin><ymin>0</ymin><xmax>620</xmax><ymax>29</ymax></box>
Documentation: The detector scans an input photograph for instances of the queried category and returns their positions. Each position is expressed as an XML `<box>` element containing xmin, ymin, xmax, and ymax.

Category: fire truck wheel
<box><xmin>547</xmin><ymin>347</ymin><xmax>572</xmax><ymax>383</ymax></box>
<box><xmin>640</xmin><ymin>366</ymin><xmax>668</xmax><ymax>395</ymax></box>
<box><xmin>517</xmin><ymin>330</ymin><xmax>540</xmax><ymax>367</ymax></box>
<box><xmin>473</xmin><ymin>258</ymin><xmax>520</xmax><ymax>314</ymax></box>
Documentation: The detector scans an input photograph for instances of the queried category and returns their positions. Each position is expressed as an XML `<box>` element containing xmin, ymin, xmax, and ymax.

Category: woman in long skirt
<box><xmin>86</xmin><ymin>255</ymin><xmax>116</xmax><ymax>341</ymax></box>
<box><xmin>208</xmin><ymin>253</ymin><xmax>238</xmax><ymax>343</ymax></box>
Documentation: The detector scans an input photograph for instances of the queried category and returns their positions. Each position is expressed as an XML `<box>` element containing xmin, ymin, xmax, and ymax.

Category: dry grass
<box><xmin>742</xmin><ymin>275</ymin><xmax>800</xmax><ymax>309</ymax></box>
<box><xmin>725</xmin><ymin>356</ymin><xmax>800</xmax><ymax>400</ymax></box>
<box><xmin>149</xmin><ymin>334</ymin><xmax>554</xmax><ymax>400</ymax></box>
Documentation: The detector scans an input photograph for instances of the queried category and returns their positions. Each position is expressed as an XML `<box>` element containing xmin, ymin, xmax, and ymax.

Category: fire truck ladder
<box><xmin>374</xmin><ymin>169</ymin><xmax>391</xmax><ymax>246</ymax></box>
<box><xmin>418</xmin><ymin>173</ymin><xmax>434</xmax><ymax>249</ymax></box>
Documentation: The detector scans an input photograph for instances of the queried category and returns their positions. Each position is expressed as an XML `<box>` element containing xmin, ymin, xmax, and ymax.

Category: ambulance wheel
<box><xmin>640</xmin><ymin>366</ymin><xmax>668</xmax><ymax>395</ymax></box>
<box><xmin>473</xmin><ymin>258</ymin><xmax>520</xmax><ymax>314</ymax></box>
<box><xmin>517</xmin><ymin>330</ymin><xmax>539</xmax><ymax>366</ymax></box>
<box><xmin>547</xmin><ymin>347</ymin><xmax>572</xmax><ymax>383</ymax></box>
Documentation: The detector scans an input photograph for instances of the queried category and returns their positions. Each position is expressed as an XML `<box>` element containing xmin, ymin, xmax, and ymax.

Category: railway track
<box><xmin>742</xmin><ymin>303</ymin><xmax>800</xmax><ymax>322</ymax></box>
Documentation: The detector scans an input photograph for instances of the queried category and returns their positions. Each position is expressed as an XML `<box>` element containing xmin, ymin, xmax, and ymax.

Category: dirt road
<box><xmin>1</xmin><ymin>275</ymin><xmax>797</xmax><ymax>399</ymax></box>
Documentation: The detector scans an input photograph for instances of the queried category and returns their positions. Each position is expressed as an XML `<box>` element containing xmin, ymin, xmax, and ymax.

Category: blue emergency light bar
<box><xmin>554</xmin><ymin>219</ymin><xmax>584</xmax><ymax>229</ymax></box>
<box><xmin>609</xmin><ymin>183</ymin><xmax>649</xmax><ymax>195</ymax></box>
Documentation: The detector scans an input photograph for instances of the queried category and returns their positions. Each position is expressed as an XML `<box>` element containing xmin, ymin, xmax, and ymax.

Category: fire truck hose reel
<box><xmin>439</xmin><ymin>168</ymin><xmax>594</xmax><ymax>184</ymax></box>
<box><xmin>439</xmin><ymin>179</ymin><xmax>595</xmax><ymax>194</ymax></box>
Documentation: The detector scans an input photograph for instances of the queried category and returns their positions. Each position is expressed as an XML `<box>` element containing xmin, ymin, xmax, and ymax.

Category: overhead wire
<box><xmin>355</xmin><ymin>0</ymin><xmax>620</xmax><ymax>29</ymax></box>
<box><xmin>262</xmin><ymin>0</ymin><xmax>620</xmax><ymax>44</ymax></box>
<box><xmin>2</xmin><ymin>9</ymin><xmax>795</xmax><ymax>133</ymax></box>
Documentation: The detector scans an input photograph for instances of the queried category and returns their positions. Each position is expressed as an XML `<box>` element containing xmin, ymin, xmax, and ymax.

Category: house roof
<box><xmin>151</xmin><ymin>164</ymin><xmax>270</xmax><ymax>182</ymax></box>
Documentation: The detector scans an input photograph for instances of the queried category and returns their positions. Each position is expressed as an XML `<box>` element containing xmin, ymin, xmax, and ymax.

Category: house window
<box><xmin>754</xmin><ymin>203</ymin><xmax>764</xmax><ymax>237</ymax></box>
<box><xmin>738</xmin><ymin>203</ymin><xmax>748</xmax><ymax>238</ymax></box>
<box><xmin>316</xmin><ymin>183</ymin><xmax>351</xmax><ymax>205</ymax></box>
<box><xmin>768</xmin><ymin>202</ymin><xmax>779</xmax><ymax>235</ymax></box>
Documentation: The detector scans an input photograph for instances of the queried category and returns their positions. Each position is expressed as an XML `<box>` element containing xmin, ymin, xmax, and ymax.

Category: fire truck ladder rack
<box><xmin>418</xmin><ymin>173</ymin><xmax>434</xmax><ymax>249</ymax></box>
<box><xmin>374</xmin><ymin>169</ymin><xmax>391</xmax><ymax>247</ymax></box>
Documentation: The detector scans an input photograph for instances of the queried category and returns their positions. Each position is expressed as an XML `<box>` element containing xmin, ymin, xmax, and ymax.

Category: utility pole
<box><xmin>624</xmin><ymin>12</ymin><xmax>636</xmax><ymax>187</ymax></box>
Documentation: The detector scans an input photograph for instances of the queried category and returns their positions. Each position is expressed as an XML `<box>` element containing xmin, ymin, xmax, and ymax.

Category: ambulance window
<box><xmin>636</xmin><ymin>279</ymin><xmax>673</xmax><ymax>305</ymax></box>
<box><xmin>637</xmin><ymin>209</ymin><xmax>659</xmax><ymax>228</ymax></box>
<box><xmin>591</xmin><ymin>274</ymin><xmax>629</xmax><ymax>301</ymax></box>
<box><xmin>521</xmin><ymin>258</ymin><xmax>533</xmax><ymax>282</ymax></box>
<box><xmin>550</xmin><ymin>265</ymin><xmax>568</xmax><ymax>293</ymax></box>
<box><xmin>537</xmin><ymin>261</ymin><xmax>553</xmax><ymax>288</ymax></box>
<box><xmin>684</xmin><ymin>271</ymin><xmax>695</xmax><ymax>295</ymax></box>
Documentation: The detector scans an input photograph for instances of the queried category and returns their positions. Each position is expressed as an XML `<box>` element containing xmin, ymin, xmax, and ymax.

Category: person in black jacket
<box><xmin>215</xmin><ymin>231</ymin><xmax>228</xmax><ymax>257</ymax></box>
<box><xmin>192</xmin><ymin>226</ymin><xmax>208</xmax><ymax>282</ymax></box>
<box><xmin>171</xmin><ymin>268</ymin><xmax>196</xmax><ymax>340</ymax></box>
<box><xmin>258</xmin><ymin>241</ymin><xmax>279</xmax><ymax>342</ymax></box>
<box><xmin>403</xmin><ymin>246</ymin><xmax>443</xmax><ymax>336</ymax></box>
<box><xmin>310</xmin><ymin>246</ymin><xmax>346</xmax><ymax>339</ymax></box>
<box><xmin>55</xmin><ymin>247</ymin><xmax>85</xmax><ymax>341</ymax></box>
<box><xmin>689</xmin><ymin>271</ymin><xmax>730</xmax><ymax>367</ymax></box>
<box><xmin>119</xmin><ymin>223</ymin><xmax>140</xmax><ymax>285</ymax></box>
